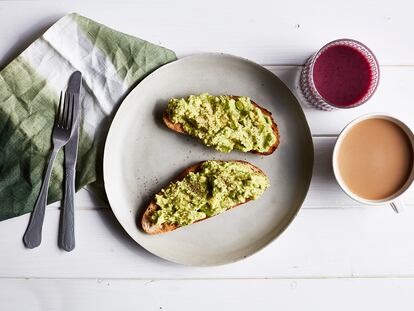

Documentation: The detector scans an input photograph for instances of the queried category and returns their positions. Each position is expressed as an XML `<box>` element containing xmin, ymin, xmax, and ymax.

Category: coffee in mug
<box><xmin>333</xmin><ymin>115</ymin><xmax>414</xmax><ymax>212</ymax></box>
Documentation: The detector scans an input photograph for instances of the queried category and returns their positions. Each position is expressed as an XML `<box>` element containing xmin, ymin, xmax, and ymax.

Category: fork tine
<box><xmin>56</xmin><ymin>92</ymin><xmax>63</xmax><ymax>126</ymax></box>
<box><xmin>58</xmin><ymin>92</ymin><xmax>66</xmax><ymax>128</ymax></box>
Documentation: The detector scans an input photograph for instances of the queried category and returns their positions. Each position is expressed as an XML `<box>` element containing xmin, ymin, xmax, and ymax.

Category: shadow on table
<box><xmin>96</xmin><ymin>208</ymin><xmax>179</xmax><ymax>267</ymax></box>
<box><xmin>0</xmin><ymin>14</ymin><xmax>62</xmax><ymax>69</ymax></box>
<box><xmin>312</xmin><ymin>138</ymin><xmax>337</xmax><ymax>184</ymax></box>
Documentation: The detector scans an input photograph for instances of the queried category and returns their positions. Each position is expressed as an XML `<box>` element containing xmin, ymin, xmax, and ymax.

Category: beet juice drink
<box><xmin>300</xmin><ymin>39</ymin><xmax>379</xmax><ymax>111</ymax></box>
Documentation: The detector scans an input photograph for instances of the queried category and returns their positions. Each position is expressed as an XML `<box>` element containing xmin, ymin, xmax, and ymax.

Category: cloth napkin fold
<box><xmin>0</xmin><ymin>13</ymin><xmax>176</xmax><ymax>221</ymax></box>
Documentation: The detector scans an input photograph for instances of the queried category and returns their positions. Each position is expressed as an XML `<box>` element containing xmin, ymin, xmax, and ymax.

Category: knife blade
<box><xmin>59</xmin><ymin>71</ymin><xmax>82</xmax><ymax>251</ymax></box>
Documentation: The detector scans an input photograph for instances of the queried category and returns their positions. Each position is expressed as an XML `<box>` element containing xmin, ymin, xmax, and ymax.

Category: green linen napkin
<box><xmin>0</xmin><ymin>13</ymin><xmax>176</xmax><ymax>221</ymax></box>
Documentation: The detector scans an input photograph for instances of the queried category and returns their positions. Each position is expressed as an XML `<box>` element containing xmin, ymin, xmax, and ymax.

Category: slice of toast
<box><xmin>163</xmin><ymin>96</ymin><xmax>280</xmax><ymax>155</ymax></box>
<box><xmin>141</xmin><ymin>160</ymin><xmax>266</xmax><ymax>235</ymax></box>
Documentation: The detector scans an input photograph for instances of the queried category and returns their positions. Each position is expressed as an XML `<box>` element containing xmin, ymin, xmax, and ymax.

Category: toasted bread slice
<box><xmin>141</xmin><ymin>160</ymin><xmax>266</xmax><ymax>235</ymax></box>
<box><xmin>163</xmin><ymin>96</ymin><xmax>280</xmax><ymax>155</ymax></box>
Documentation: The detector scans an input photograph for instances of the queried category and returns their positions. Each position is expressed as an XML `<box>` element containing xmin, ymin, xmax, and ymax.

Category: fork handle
<box><xmin>59</xmin><ymin>167</ymin><xmax>75</xmax><ymax>251</ymax></box>
<box><xmin>23</xmin><ymin>148</ymin><xmax>59</xmax><ymax>248</ymax></box>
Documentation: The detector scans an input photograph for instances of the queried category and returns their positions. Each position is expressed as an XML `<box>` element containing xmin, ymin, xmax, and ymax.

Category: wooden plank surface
<box><xmin>1</xmin><ymin>278</ymin><xmax>414</xmax><ymax>311</ymax></box>
<box><xmin>0</xmin><ymin>0</ymin><xmax>413</xmax><ymax>67</ymax></box>
<box><xmin>2</xmin><ymin>206</ymin><xmax>414</xmax><ymax>279</ymax></box>
<box><xmin>1</xmin><ymin>1</ymin><xmax>414</xmax><ymax>310</ymax></box>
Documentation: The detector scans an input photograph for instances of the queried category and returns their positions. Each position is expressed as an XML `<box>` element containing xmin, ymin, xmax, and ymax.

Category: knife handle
<box><xmin>24</xmin><ymin>148</ymin><xmax>59</xmax><ymax>248</ymax></box>
<box><xmin>59</xmin><ymin>167</ymin><xmax>75</xmax><ymax>251</ymax></box>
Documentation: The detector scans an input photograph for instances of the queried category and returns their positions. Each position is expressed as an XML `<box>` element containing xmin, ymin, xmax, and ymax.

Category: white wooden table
<box><xmin>1</xmin><ymin>1</ymin><xmax>414</xmax><ymax>310</ymax></box>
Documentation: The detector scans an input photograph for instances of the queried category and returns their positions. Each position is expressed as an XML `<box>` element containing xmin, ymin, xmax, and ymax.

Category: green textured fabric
<box><xmin>73</xmin><ymin>14</ymin><xmax>176</xmax><ymax>87</ymax></box>
<box><xmin>0</xmin><ymin>57</ymin><xmax>63</xmax><ymax>219</ymax></box>
<box><xmin>0</xmin><ymin>13</ymin><xmax>177</xmax><ymax>221</ymax></box>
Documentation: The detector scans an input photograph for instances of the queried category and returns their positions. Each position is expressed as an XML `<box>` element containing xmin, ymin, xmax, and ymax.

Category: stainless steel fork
<box><xmin>23</xmin><ymin>92</ymin><xmax>75</xmax><ymax>249</ymax></box>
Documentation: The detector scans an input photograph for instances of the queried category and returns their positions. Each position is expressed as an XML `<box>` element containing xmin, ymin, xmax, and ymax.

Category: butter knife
<box><xmin>59</xmin><ymin>71</ymin><xmax>82</xmax><ymax>251</ymax></box>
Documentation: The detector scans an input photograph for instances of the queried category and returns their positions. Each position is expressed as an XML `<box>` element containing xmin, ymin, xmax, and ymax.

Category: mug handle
<box><xmin>390</xmin><ymin>198</ymin><xmax>404</xmax><ymax>213</ymax></box>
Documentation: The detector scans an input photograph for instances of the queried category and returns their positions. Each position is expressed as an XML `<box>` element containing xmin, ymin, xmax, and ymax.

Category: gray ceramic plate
<box><xmin>103</xmin><ymin>53</ymin><xmax>313</xmax><ymax>266</ymax></box>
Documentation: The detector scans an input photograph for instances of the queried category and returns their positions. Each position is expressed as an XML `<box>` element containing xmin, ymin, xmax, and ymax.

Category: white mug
<box><xmin>332</xmin><ymin>114</ymin><xmax>414</xmax><ymax>213</ymax></box>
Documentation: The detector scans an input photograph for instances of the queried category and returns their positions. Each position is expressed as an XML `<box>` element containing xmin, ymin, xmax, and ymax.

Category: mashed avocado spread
<box><xmin>167</xmin><ymin>93</ymin><xmax>276</xmax><ymax>153</ymax></box>
<box><xmin>151</xmin><ymin>161</ymin><xmax>269</xmax><ymax>226</ymax></box>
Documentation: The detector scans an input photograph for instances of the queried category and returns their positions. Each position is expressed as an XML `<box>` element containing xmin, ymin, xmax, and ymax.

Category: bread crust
<box><xmin>163</xmin><ymin>96</ymin><xmax>280</xmax><ymax>155</ymax></box>
<box><xmin>141</xmin><ymin>160</ymin><xmax>265</xmax><ymax>235</ymax></box>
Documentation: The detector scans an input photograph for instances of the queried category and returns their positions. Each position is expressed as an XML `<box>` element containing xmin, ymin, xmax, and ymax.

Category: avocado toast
<box><xmin>163</xmin><ymin>94</ymin><xmax>280</xmax><ymax>155</ymax></box>
<box><xmin>141</xmin><ymin>160</ymin><xmax>269</xmax><ymax>234</ymax></box>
